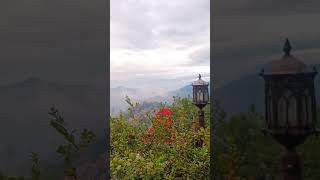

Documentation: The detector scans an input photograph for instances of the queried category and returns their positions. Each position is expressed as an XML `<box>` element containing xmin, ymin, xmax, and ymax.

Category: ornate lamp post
<box><xmin>260</xmin><ymin>39</ymin><xmax>318</xmax><ymax>180</ymax></box>
<box><xmin>192</xmin><ymin>74</ymin><xmax>209</xmax><ymax>132</ymax></box>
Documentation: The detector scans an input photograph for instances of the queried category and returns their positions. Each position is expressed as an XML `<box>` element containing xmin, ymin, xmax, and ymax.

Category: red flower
<box><xmin>164</xmin><ymin>139</ymin><xmax>172</xmax><ymax>145</ymax></box>
<box><xmin>164</xmin><ymin>118</ymin><xmax>173</xmax><ymax>127</ymax></box>
<box><xmin>142</xmin><ymin>107</ymin><xmax>176</xmax><ymax>145</ymax></box>
<box><xmin>142</xmin><ymin>127</ymin><xmax>155</xmax><ymax>144</ymax></box>
<box><xmin>148</xmin><ymin>127</ymin><xmax>155</xmax><ymax>137</ymax></box>
<box><xmin>158</xmin><ymin>107</ymin><xmax>172</xmax><ymax>116</ymax></box>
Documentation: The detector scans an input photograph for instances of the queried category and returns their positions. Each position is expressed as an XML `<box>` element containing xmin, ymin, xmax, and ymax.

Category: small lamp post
<box><xmin>192</xmin><ymin>74</ymin><xmax>209</xmax><ymax>132</ymax></box>
<box><xmin>260</xmin><ymin>39</ymin><xmax>318</xmax><ymax>180</ymax></box>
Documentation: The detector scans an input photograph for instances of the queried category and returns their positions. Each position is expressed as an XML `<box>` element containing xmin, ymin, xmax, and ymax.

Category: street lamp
<box><xmin>192</xmin><ymin>74</ymin><xmax>209</xmax><ymax>130</ymax></box>
<box><xmin>260</xmin><ymin>38</ymin><xmax>318</xmax><ymax>180</ymax></box>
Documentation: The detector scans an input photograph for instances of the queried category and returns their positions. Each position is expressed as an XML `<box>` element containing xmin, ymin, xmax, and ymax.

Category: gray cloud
<box><xmin>111</xmin><ymin>0</ymin><xmax>210</xmax><ymax>50</ymax></box>
<box><xmin>0</xmin><ymin>0</ymin><xmax>106</xmax><ymax>85</ymax></box>
<box><xmin>188</xmin><ymin>47</ymin><xmax>210</xmax><ymax>65</ymax></box>
<box><xmin>213</xmin><ymin>0</ymin><xmax>320</xmax><ymax>88</ymax></box>
<box><xmin>214</xmin><ymin>0</ymin><xmax>320</xmax><ymax>16</ymax></box>
<box><xmin>111</xmin><ymin>0</ymin><xmax>210</xmax><ymax>91</ymax></box>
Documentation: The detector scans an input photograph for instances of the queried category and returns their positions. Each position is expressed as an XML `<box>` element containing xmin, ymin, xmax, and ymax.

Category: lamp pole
<box><xmin>198</xmin><ymin>109</ymin><xmax>205</xmax><ymax>129</ymax></box>
<box><xmin>281</xmin><ymin>148</ymin><xmax>302</xmax><ymax>180</ymax></box>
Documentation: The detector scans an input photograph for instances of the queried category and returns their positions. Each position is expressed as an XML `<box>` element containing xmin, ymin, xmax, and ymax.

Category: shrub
<box><xmin>110</xmin><ymin>97</ymin><xmax>210</xmax><ymax>179</ymax></box>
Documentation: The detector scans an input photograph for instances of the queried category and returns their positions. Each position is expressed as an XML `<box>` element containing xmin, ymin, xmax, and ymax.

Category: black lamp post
<box><xmin>192</xmin><ymin>74</ymin><xmax>209</xmax><ymax>131</ymax></box>
<box><xmin>260</xmin><ymin>39</ymin><xmax>318</xmax><ymax>180</ymax></box>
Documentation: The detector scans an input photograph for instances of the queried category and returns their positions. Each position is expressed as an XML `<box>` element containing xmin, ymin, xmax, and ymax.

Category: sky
<box><xmin>1</xmin><ymin>0</ymin><xmax>319</xmax><ymax>90</ymax></box>
<box><xmin>110</xmin><ymin>0</ymin><xmax>210</xmax><ymax>93</ymax></box>
<box><xmin>0</xmin><ymin>0</ymin><xmax>106</xmax><ymax>86</ymax></box>
<box><xmin>213</xmin><ymin>0</ymin><xmax>320</xmax><ymax>88</ymax></box>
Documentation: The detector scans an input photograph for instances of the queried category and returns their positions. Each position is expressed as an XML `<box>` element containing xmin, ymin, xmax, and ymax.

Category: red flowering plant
<box><xmin>144</xmin><ymin>106</ymin><xmax>177</xmax><ymax>145</ymax></box>
<box><xmin>141</xmin><ymin>106</ymin><xmax>176</xmax><ymax>145</ymax></box>
<box><xmin>111</xmin><ymin>96</ymin><xmax>210</xmax><ymax>179</ymax></box>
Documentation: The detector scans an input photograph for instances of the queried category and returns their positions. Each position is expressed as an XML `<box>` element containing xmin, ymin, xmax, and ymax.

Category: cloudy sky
<box><xmin>110</xmin><ymin>0</ymin><xmax>210</xmax><ymax>93</ymax></box>
<box><xmin>0</xmin><ymin>0</ymin><xmax>106</xmax><ymax>86</ymax></box>
<box><xmin>213</xmin><ymin>0</ymin><xmax>320</xmax><ymax>88</ymax></box>
<box><xmin>1</xmin><ymin>0</ymin><xmax>319</xmax><ymax>91</ymax></box>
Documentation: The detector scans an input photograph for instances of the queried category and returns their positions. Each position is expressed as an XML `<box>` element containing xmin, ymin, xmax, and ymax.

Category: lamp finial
<box><xmin>283</xmin><ymin>38</ymin><xmax>292</xmax><ymax>56</ymax></box>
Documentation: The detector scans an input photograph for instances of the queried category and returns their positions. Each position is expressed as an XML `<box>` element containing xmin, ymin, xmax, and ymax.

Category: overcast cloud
<box><xmin>213</xmin><ymin>0</ymin><xmax>320</xmax><ymax>88</ymax></box>
<box><xmin>111</xmin><ymin>0</ymin><xmax>210</xmax><ymax>93</ymax></box>
<box><xmin>0</xmin><ymin>0</ymin><xmax>106</xmax><ymax>86</ymax></box>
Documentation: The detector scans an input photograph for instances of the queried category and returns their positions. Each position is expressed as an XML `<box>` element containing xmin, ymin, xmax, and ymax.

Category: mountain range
<box><xmin>110</xmin><ymin>83</ymin><xmax>202</xmax><ymax>115</ymax></box>
<box><xmin>111</xmin><ymin>64</ymin><xmax>320</xmax><ymax>117</ymax></box>
<box><xmin>214</xmin><ymin>64</ymin><xmax>320</xmax><ymax>115</ymax></box>
<box><xmin>0</xmin><ymin>77</ymin><xmax>107</xmax><ymax>176</ymax></box>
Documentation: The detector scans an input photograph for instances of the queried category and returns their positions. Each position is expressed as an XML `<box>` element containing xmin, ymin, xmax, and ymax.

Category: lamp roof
<box><xmin>192</xmin><ymin>74</ymin><xmax>209</xmax><ymax>86</ymax></box>
<box><xmin>263</xmin><ymin>39</ymin><xmax>308</xmax><ymax>75</ymax></box>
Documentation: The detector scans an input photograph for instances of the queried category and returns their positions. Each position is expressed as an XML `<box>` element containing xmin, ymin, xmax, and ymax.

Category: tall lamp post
<box><xmin>192</xmin><ymin>74</ymin><xmax>209</xmax><ymax>146</ymax></box>
<box><xmin>260</xmin><ymin>39</ymin><xmax>318</xmax><ymax>180</ymax></box>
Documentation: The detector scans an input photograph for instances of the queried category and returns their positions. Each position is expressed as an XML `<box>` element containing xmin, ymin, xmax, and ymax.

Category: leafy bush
<box><xmin>0</xmin><ymin>107</ymin><xmax>97</xmax><ymax>180</ymax></box>
<box><xmin>110</xmin><ymin>97</ymin><xmax>210</xmax><ymax>179</ymax></box>
<box><xmin>49</xmin><ymin>107</ymin><xmax>96</xmax><ymax>179</ymax></box>
<box><xmin>215</xmin><ymin>104</ymin><xmax>320</xmax><ymax>180</ymax></box>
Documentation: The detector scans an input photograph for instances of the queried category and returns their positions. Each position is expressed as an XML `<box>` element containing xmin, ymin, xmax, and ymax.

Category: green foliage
<box><xmin>215</xmin><ymin>105</ymin><xmax>320</xmax><ymax>180</ymax></box>
<box><xmin>0</xmin><ymin>107</ymin><xmax>98</xmax><ymax>180</ymax></box>
<box><xmin>49</xmin><ymin>107</ymin><xmax>96</xmax><ymax>179</ymax></box>
<box><xmin>215</xmin><ymin>104</ymin><xmax>283</xmax><ymax>179</ymax></box>
<box><xmin>30</xmin><ymin>153</ymin><xmax>41</xmax><ymax>180</ymax></box>
<box><xmin>298</xmin><ymin>108</ymin><xmax>320</xmax><ymax>180</ymax></box>
<box><xmin>111</xmin><ymin>96</ymin><xmax>210</xmax><ymax>179</ymax></box>
<box><xmin>0</xmin><ymin>173</ymin><xmax>25</xmax><ymax>180</ymax></box>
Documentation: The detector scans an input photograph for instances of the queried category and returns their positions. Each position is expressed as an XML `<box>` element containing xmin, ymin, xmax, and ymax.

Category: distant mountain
<box><xmin>214</xmin><ymin>74</ymin><xmax>264</xmax><ymax>115</ymax></box>
<box><xmin>146</xmin><ymin>83</ymin><xmax>210</xmax><ymax>103</ymax></box>
<box><xmin>110</xmin><ymin>86</ymin><xmax>142</xmax><ymax>115</ymax></box>
<box><xmin>110</xmin><ymin>84</ymin><xmax>195</xmax><ymax>115</ymax></box>
<box><xmin>168</xmin><ymin>84</ymin><xmax>193</xmax><ymax>98</ymax></box>
<box><xmin>214</xmin><ymin>64</ymin><xmax>320</xmax><ymax>115</ymax></box>
<box><xmin>110</xmin><ymin>82</ymin><xmax>213</xmax><ymax>117</ymax></box>
<box><xmin>111</xmin><ymin>86</ymin><xmax>139</xmax><ymax>95</ymax></box>
<box><xmin>0</xmin><ymin>77</ymin><xmax>107</xmax><ymax>175</ymax></box>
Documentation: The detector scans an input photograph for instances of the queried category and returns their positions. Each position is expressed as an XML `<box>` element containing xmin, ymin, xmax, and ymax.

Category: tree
<box><xmin>48</xmin><ymin>107</ymin><xmax>95</xmax><ymax>180</ymax></box>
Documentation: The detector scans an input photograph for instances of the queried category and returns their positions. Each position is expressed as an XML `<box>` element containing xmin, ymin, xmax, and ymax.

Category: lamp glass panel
<box><xmin>197</xmin><ymin>89</ymin><xmax>203</xmax><ymax>103</ymax></box>
<box><xmin>204</xmin><ymin>88</ymin><xmax>209</xmax><ymax>102</ymax></box>
<box><xmin>193</xmin><ymin>87</ymin><xmax>197</xmax><ymax>102</ymax></box>
<box><xmin>278</xmin><ymin>97</ymin><xmax>287</xmax><ymax>127</ymax></box>
<box><xmin>288</xmin><ymin>97</ymin><xmax>298</xmax><ymax>127</ymax></box>
<box><xmin>307</xmin><ymin>96</ymin><xmax>313</xmax><ymax>127</ymax></box>
<box><xmin>267</xmin><ymin>88</ymin><xmax>273</xmax><ymax>127</ymax></box>
<box><xmin>301</xmin><ymin>96</ymin><xmax>307</xmax><ymax>127</ymax></box>
<box><xmin>269</xmin><ymin>96</ymin><xmax>273</xmax><ymax>127</ymax></box>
